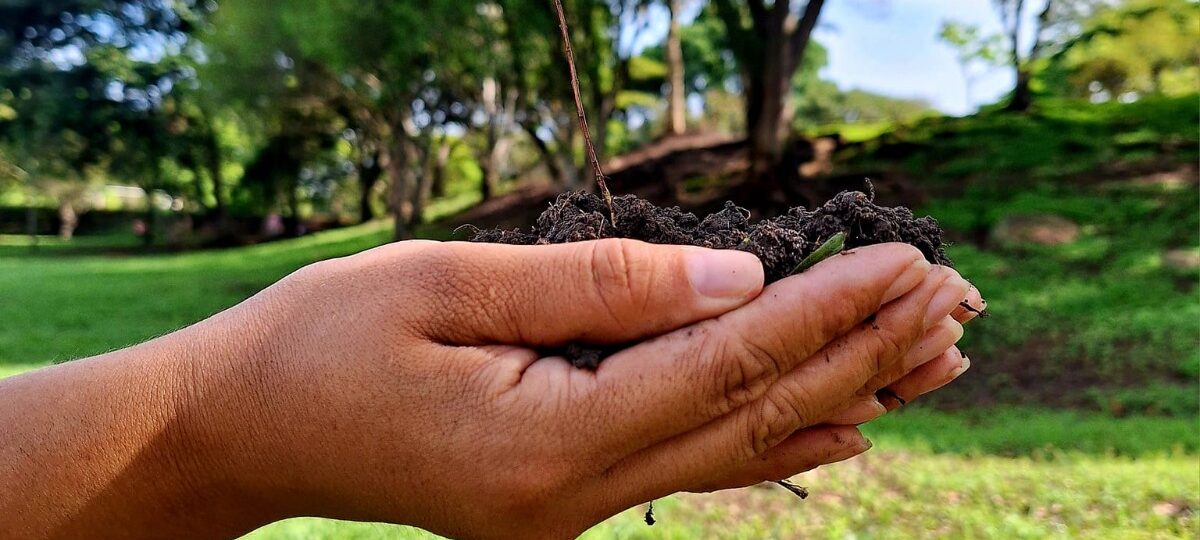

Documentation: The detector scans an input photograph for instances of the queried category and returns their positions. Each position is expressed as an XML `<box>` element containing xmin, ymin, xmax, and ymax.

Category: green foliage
<box><xmin>794</xmin><ymin>85</ymin><xmax>936</xmax><ymax>127</ymax></box>
<box><xmin>1047</xmin><ymin>0</ymin><xmax>1200</xmax><ymax>99</ymax></box>
<box><xmin>848</xmin><ymin>95</ymin><xmax>1199</xmax><ymax>187</ymax></box>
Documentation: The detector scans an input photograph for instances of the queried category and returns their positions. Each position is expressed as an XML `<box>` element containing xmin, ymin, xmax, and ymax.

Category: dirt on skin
<box><xmin>468</xmin><ymin>189</ymin><xmax>953</xmax><ymax>368</ymax></box>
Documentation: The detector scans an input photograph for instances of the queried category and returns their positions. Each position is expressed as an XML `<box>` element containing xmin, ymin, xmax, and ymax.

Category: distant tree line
<box><xmin>1</xmin><ymin>0</ymin><xmax>1194</xmax><ymax>243</ymax></box>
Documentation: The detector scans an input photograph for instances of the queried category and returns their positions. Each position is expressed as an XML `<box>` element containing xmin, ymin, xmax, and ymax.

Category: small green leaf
<box><xmin>791</xmin><ymin>232</ymin><xmax>846</xmax><ymax>275</ymax></box>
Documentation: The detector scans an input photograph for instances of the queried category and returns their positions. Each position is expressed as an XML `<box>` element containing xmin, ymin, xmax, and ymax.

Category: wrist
<box><xmin>154</xmin><ymin>294</ymin><xmax>302</xmax><ymax>534</ymax></box>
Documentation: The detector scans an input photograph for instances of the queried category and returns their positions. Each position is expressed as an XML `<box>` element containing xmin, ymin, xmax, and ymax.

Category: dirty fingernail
<box><xmin>883</xmin><ymin>258</ymin><xmax>932</xmax><ymax>304</ymax></box>
<box><xmin>848</xmin><ymin>435</ymin><xmax>874</xmax><ymax>455</ymax></box>
<box><xmin>833</xmin><ymin>433</ymin><xmax>873</xmax><ymax>461</ymax></box>
<box><xmin>926</xmin><ymin>277</ymin><xmax>971</xmax><ymax>326</ymax></box>
<box><xmin>686</xmin><ymin>249</ymin><xmax>764</xmax><ymax>299</ymax></box>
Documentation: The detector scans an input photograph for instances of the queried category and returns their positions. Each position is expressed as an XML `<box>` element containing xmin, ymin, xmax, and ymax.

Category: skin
<box><xmin>0</xmin><ymin>239</ymin><xmax>984</xmax><ymax>539</ymax></box>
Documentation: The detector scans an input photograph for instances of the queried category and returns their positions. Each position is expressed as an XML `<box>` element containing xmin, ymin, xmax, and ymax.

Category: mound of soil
<box><xmin>469</xmin><ymin>189</ymin><xmax>952</xmax><ymax>368</ymax></box>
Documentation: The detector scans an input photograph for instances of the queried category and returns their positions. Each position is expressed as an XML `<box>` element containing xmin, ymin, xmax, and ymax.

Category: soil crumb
<box><xmin>468</xmin><ymin>190</ymin><xmax>952</xmax><ymax>367</ymax></box>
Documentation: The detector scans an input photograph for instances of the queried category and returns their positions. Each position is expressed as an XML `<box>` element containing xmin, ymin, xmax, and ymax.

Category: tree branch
<box><xmin>786</xmin><ymin>0</ymin><xmax>826</xmax><ymax>75</ymax></box>
<box><xmin>1027</xmin><ymin>0</ymin><xmax>1054</xmax><ymax>62</ymax></box>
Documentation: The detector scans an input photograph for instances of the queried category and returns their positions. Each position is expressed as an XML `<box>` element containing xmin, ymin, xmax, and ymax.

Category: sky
<box><xmin>630</xmin><ymin>0</ymin><xmax>1050</xmax><ymax>116</ymax></box>
<box><xmin>815</xmin><ymin>0</ymin><xmax>1024</xmax><ymax>115</ymax></box>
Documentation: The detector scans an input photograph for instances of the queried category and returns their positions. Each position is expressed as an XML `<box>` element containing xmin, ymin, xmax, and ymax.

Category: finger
<box><xmin>690</xmin><ymin>426</ymin><xmax>870</xmax><ymax>492</ymax></box>
<box><xmin>379</xmin><ymin>238</ymin><xmax>764</xmax><ymax>345</ymax></box>
<box><xmin>826</xmin><ymin>396</ymin><xmax>887</xmax><ymax>425</ymax></box>
<box><xmin>879</xmin><ymin>347</ymin><xmax>971</xmax><ymax>411</ymax></box>
<box><xmin>952</xmin><ymin>284</ymin><xmax>987</xmax><ymax>323</ymax></box>
<box><xmin>590</xmin><ymin>243</ymin><xmax>931</xmax><ymax>451</ymax></box>
<box><xmin>602</xmin><ymin>266</ymin><xmax>968</xmax><ymax>498</ymax></box>
<box><xmin>862</xmin><ymin>315</ymin><xmax>963</xmax><ymax>391</ymax></box>
<box><xmin>828</xmin><ymin>316</ymin><xmax>962</xmax><ymax>425</ymax></box>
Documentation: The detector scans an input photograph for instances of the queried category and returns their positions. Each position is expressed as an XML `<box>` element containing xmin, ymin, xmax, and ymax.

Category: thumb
<box><xmin>410</xmin><ymin>238</ymin><xmax>763</xmax><ymax>346</ymax></box>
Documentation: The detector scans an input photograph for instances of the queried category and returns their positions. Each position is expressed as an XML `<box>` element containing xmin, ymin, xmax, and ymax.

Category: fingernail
<box><xmin>882</xmin><ymin>258</ymin><xmax>932</xmax><ymax>304</ymax></box>
<box><xmin>839</xmin><ymin>397</ymin><xmax>887</xmax><ymax>423</ymax></box>
<box><xmin>834</xmin><ymin>433</ymin><xmax>873</xmax><ymax>460</ymax></box>
<box><xmin>949</xmin><ymin>355</ymin><xmax>971</xmax><ymax>379</ymax></box>
<box><xmin>926</xmin><ymin>277</ymin><xmax>970</xmax><ymax>327</ymax></box>
<box><xmin>847</xmin><ymin>435</ymin><xmax>874</xmax><ymax>455</ymax></box>
<box><xmin>903</xmin><ymin>318</ymin><xmax>964</xmax><ymax>370</ymax></box>
<box><xmin>686</xmin><ymin>249</ymin><xmax>764</xmax><ymax>299</ymax></box>
<box><xmin>862</xmin><ymin>398</ymin><xmax>886</xmax><ymax>422</ymax></box>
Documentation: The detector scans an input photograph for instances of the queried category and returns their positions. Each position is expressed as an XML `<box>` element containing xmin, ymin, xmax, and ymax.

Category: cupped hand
<box><xmin>193</xmin><ymin>239</ymin><xmax>978</xmax><ymax>539</ymax></box>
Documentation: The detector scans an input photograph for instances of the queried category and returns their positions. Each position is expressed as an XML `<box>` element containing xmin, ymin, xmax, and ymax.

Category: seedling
<box><xmin>791</xmin><ymin>232</ymin><xmax>846</xmax><ymax>274</ymax></box>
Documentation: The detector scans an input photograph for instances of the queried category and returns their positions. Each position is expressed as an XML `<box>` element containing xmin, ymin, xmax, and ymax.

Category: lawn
<box><xmin>3</xmin><ymin>98</ymin><xmax>1197</xmax><ymax>538</ymax></box>
<box><xmin>3</xmin><ymin>215</ymin><xmax>1196</xmax><ymax>539</ymax></box>
<box><xmin>246</xmin><ymin>452</ymin><xmax>1197</xmax><ymax>540</ymax></box>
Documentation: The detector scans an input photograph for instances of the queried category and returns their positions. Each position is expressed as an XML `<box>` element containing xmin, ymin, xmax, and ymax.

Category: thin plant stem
<box><xmin>551</xmin><ymin>0</ymin><xmax>616</xmax><ymax>224</ymax></box>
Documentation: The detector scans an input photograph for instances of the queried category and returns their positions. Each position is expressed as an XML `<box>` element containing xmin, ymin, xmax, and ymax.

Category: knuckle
<box><xmin>854</xmin><ymin>318</ymin><xmax>919</xmax><ymax>386</ymax></box>
<box><xmin>746</xmin><ymin>390</ymin><xmax>807</xmax><ymax>457</ymax></box>
<box><xmin>806</xmin><ymin>284</ymin><xmax>877</xmax><ymax>345</ymax></box>
<box><xmin>419</xmin><ymin>245</ymin><xmax>521</xmax><ymax>338</ymax></box>
<box><xmin>585</xmin><ymin>239</ymin><xmax>659</xmax><ymax>324</ymax></box>
<box><xmin>868</xmin><ymin>324</ymin><xmax>909</xmax><ymax>371</ymax></box>
<box><xmin>708</xmin><ymin>327</ymin><xmax>787</xmax><ymax>416</ymax></box>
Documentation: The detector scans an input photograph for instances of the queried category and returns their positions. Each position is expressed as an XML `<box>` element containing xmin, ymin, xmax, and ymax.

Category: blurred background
<box><xmin>1</xmin><ymin>0</ymin><xmax>1197</xmax><ymax>537</ymax></box>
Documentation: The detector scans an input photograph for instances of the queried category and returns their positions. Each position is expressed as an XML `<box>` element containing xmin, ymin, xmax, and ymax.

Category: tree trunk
<box><xmin>24</xmin><ymin>183</ymin><xmax>38</xmax><ymax>248</ymax></box>
<box><xmin>1001</xmin><ymin>0</ymin><xmax>1047</xmax><ymax>113</ymax></box>
<box><xmin>143</xmin><ymin>191</ymin><xmax>156</xmax><ymax>248</ymax></box>
<box><xmin>666</xmin><ymin>0</ymin><xmax>687</xmax><ymax>135</ymax></box>
<box><xmin>57</xmin><ymin>201</ymin><xmax>77</xmax><ymax>240</ymax></box>
<box><xmin>408</xmin><ymin>137</ymin><xmax>438</xmax><ymax>229</ymax></box>
<box><xmin>431</xmin><ymin>146</ymin><xmax>448</xmax><ymax>198</ymax></box>
<box><xmin>480</xmin><ymin>78</ymin><xmax>501</xmax><ymax>200</ymax></box>
<box><xmin>358</xmin><ymin>150</ymin><xmax>382</xmax><ymax>222</ymax></box>
<box><xmin>204</xmin><ymin>128</ymin><xmax>227</xmax><ymax>229</ymax></box>
<box><xmin>431</xmin><ymin>140</ymin><xmax>452</xmax><ymax>201</ymax></box>
<box><xmin>741</xmin><ymin>0</ymin><xmax>826</xmax><ymax>199</ymax></box>
<box><xmin>286</xmin><ymin>179</ymin><xmax>302</xmax><ymax>237</ymax></box>
<box><xmin>1008</xmin><ymin>68</ymin><xmax>1034</xmax><ymax>112</ymax></box>
<box><xmin>523</xmin><ymin>122</ymin><xmax>567</xmax><ymax>187</ymax></box>
<box><xmin>387</xmin><ymin>139</ymin><xmax>412</xmax><ymax>241</ymax></box>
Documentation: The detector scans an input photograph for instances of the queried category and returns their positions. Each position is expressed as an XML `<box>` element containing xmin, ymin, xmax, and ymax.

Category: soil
<box><xmin>468</xmin><ymin>189</ymin><xmax>953</xmax><ymax>368</ymax></box>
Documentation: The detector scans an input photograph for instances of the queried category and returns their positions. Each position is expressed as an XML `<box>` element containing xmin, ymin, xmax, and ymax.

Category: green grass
<box><xmin>3</xmin><ymin>97</ymin><xmax>1197</xmax><ymax>538</ymax></box>
<box><xmin>915</xmin><ymin>172</ymin><xmax>1199</xmax><ymax>413</ymax></box>
<box><xmin>244</xmin><ymin>451</ymin><xmax>1198</xmax><ymax>539</ymax></box>
<box><xmin>843</xmin><ymin>95</ymin><xmax>1200</xmax><ymax>188</ymax></box>
<box><xmin>0</xmin><ymin>220</ymin><xmax>398</xmax><ymax>366</ymax></box>
<box><xmin>0</xmin><ymin>232</ymin><xmax>144</xmax><ymax>257</ymax></box>
<box><xmin>863</xmin><ymin>407</ymin><xmax>1198</xmax><ymax>457</ymax></box>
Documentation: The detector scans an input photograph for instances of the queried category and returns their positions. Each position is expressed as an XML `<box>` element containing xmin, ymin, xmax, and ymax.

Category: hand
<box><xmin>180</xmin><ymin>238</ymin><xmax>975</xmax><ymax>539</ymax></box>
<box><xmin>1</xmin><ymin>238</ymin><xmax>980</xmax><ymax>538</ymax></box>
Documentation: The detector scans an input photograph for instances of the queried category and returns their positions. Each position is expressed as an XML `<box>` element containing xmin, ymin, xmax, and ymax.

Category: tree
<box><xmin>710</xmin><ymin>0</ymin><xmax>827</xmax><ymax>198</ymax></box>
<box><xmin>665</xmin><ymin>0</ymin><xmax>687</xmax><ymax>135</ymax></box>
<box><xmin>938</xmin><ymin>21</ymin><xmax>1007</xmax><ymax>111</ymax></box>
<box><xmin>208</xmin><ymin>1</ymin><xmax>477</xmax><ymax>239</ymax></box>
<box><xmin>1048</xmin><ymin>0</ymin><xmax>1200</xmax><ymax>99</ymax></box>
<box><xmin>1</xmin><ymin>0</ymin><xmax>215</xmax><ymax>243</ymax></box>
<box><xmin>993</xmin><ymin>0</ymin><xmax>1055</xmax><ymax>112</ymax></box>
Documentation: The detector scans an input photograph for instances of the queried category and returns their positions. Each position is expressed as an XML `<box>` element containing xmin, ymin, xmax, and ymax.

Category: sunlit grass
<box><xmin>243</xmin><ymin>451</ymin><xmax>1198</xmax><ymax>539</ymax></box>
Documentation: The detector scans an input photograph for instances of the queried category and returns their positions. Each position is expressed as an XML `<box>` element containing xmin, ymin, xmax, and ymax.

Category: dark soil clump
<box><xmin>468</xmin><ymin>190</ymin><xmax>953</xmax><ymax>367</ymax></box>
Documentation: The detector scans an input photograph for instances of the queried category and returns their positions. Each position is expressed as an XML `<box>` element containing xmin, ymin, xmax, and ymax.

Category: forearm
<box><xmin>0</xmin><ymin>303</ymin><xmax>282</xmax><ymax>538</ymax></box>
